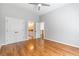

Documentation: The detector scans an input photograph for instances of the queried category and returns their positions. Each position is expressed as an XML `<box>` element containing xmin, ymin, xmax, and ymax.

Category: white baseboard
<box><xmin>1</xmin><ymin>38</ymin><xmax>79</xmax><ymax>49</ymax></box>
<box><xmin>0</xmin><ymin>39</ymin><xmax>28</xmax><ymax>46</ymax></box>
<box><xmin>46</xmin><ymin>39</ymin><xmax>79</xmax><ymax>48</ymax></box>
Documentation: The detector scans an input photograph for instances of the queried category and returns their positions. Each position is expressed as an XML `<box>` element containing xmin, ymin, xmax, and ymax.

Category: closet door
<box><xmin>5</xmin><ymin>17</ymin><xmax>25</xmax><ymax>44</ymax></box>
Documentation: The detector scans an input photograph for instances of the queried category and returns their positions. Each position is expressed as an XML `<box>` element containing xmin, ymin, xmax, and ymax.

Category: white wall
<box><xmin>0</xmin><ymin>3</ymin><xmax>39</xmax><ymax>45</ymax></box>
<box><xmin>0</xmin><ymin>4</ymin><xmax>5</xmax><ymax>44</ymax></box>
<box><xmin>40</xmin><ymin>3</ymin><xmax>79</xmax><ymax>47</ymax></box>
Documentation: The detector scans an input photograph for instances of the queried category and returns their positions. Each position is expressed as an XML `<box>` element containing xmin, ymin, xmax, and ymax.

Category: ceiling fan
<box><xmin>29</xmin><ymin>3</ymin><xmax>50</xmax><ymax>11</ymax></box>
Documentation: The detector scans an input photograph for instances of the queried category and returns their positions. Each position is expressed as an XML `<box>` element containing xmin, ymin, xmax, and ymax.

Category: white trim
<box><xmin>0</xmin><ymin>39</ymin><xmax>28</xmax><ymax>46</ymax></box>
<box><xmin>1</xmin><ymin>38</ymin><xmax>79</xmax><ymax>48</ymax></box>
<box><xmin>46</xmin><ymin>38</ymin><xmax>79</xmax><ymax>48</ymax></box>
<box><xmin>0</xmin><ymin>44</ymin><xmax>7</xmax><ymax>46</ymax></box>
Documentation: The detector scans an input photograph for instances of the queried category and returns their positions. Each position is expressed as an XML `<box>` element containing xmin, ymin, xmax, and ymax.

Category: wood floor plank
<box><xmin>0</xmin><ymin>39</ymin><xmax>79</xmax><ymax>56</ymax></box>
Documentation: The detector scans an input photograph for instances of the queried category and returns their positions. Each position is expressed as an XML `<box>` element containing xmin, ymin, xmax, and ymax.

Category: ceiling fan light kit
<box><xmin>29</xmin><ymin>3</ymin><xmax>50</xmax><ymax>11</ymax></box>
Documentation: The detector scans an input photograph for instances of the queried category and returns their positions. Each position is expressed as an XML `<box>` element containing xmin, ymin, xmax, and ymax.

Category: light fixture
<box><xmin>29</xmin><ymin>3</ymin><xmax>50</xmax><ymax>11</ymax></box>
<box><xmin>28</xmin><ymin>21</ymin><xmax>35</xmax><ymax>39</ymax></box>
<box><xmin>38</xmin><ymin>4</ymin><xmax>42</xmax><ymax>7</ymax></box>
<box><xmin>37</xmin><ymin>4</ymin><xmax>42</xmax><ymax>11</ymax></box>
<box><xmin>28</xmin><ymin>21</ymin><xmax>34</xmax><ymax>31</ymax></box>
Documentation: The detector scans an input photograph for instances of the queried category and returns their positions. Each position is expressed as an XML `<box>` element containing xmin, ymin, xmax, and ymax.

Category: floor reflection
<box><xmin>26</xmin><ymin>39</ymin><xmax>44</xmax><ymax>51</ymax></box>
<box><xmin>26</xmin><ymin>39</ymin><xmax>35</xmax><ymax>51</ymax></box>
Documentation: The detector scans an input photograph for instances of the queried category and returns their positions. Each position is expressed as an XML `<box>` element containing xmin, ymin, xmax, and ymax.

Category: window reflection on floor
<box><xmin>26</xmin><ymin>39</ymin><xmax>44</xmax><ymax>51</ymax></box>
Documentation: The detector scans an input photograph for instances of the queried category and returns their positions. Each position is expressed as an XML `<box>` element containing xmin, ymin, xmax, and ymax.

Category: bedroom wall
<box><xmin>0</xmin><ymin>4</ymin><xmax>5</xmax><ymax>44</ymax></box>
<box><xmin>40</xmin><ymin>3</ymin><xmax>79</xmax><ymax>47</ymax></box>
<box><xmin>0</xmin><ymin>3</ymin><xmax>39</xmax><ymax>45</ymax></box>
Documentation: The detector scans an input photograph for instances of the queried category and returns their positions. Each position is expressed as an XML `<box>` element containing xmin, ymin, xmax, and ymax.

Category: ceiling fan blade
<box><xmin>29</xmin><ymin>3</ymin><xmax>39</xmax><ymax>5</ymax></box>
<box><xmin>41</xmin><ymin>3</ymin><xmax>50</xmax><ymax>6</ymax></box>
<box><xmin>29</xmin><ymin>3</ymin><xmax>50</xmax><ymax>6</ymax></box>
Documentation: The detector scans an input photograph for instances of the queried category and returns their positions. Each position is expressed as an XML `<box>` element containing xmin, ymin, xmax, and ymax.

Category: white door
<box><xmin>5</xmin><ymin>17</ymin><xmax>25</xmax><ymax>44</ymax></box>
<box><xmin>36</xmin><ymin>22</ymin><xmax>40</xmax><ymax>39</ymax></box>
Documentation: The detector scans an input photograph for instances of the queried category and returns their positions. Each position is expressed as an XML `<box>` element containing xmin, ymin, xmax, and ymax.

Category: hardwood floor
<box><xmin>0</xmin><ymin>39</ymin><xmax>79</xmax><ymax>56</ymax></box>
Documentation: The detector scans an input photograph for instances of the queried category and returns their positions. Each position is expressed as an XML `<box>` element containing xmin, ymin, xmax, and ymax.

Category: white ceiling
<box><xmin>12</xmin><ymin>3</ymin><xmax>67</xmax><ymax>15</ymax></box>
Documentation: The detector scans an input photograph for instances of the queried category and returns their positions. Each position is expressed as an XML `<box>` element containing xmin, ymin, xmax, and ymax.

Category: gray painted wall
<box><xmin>40</xmin><ymin>3</ymin><xmax>79</xmax><ymax>47</ymax></box>
<box><xmin>0</xmin><ymin>3</ymin><xmax>39</xmax><ymax>45</ymax></box>
<box><xmin>0</xmin><ymin>4</ymin><xmax>5</xmax><ymax>44</ymax></box>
